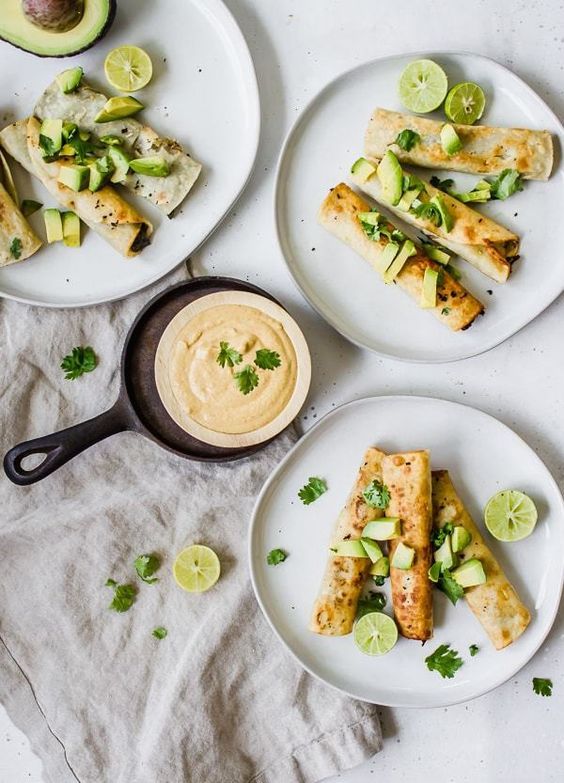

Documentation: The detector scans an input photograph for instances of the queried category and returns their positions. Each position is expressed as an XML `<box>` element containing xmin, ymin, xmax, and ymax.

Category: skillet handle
<box><xmin>3</xmin><ymin>401</ymin><xmax>129</xmax><ymax>486</ymax></box>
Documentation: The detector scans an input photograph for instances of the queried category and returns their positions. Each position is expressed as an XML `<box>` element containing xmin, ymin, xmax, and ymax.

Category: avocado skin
<box><xmin>1</xmin><ymin>0</ymin><xmax>117</xmax><ymax>58</ymax></box>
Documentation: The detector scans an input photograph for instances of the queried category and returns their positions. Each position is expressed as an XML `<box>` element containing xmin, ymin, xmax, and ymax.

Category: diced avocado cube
<box><xmin>459</xmin><ymin>189</ymin><xmax>491</xmax><ymax>203</ymax></box>
<box><xmin>39</xmin><ymin>118</ymin><xmax>63</xmax><ymax>156</ymax></box>
<box><xmin>79</xmin><ymin>130</ymin><xmax>91</xmax><ymax>142</ymax></box>
<box><xmin>430</xmin><ymin>195</ymin><xmax>453</xmax><ymax>232</ymax></box>
<box><xmin>129</xmin><ymin>156</ymin><xmax>170</xmax><ymax>177</ymax></box>
<box><xmin>374</xmin><ymin>241</ymin><xmax>399</xmax><ymax>275</ymax></box>
<box><xmin>62</xmin><ymin>211</ymin><xmax>81</xmax><ymax>248</ymax></box>
<box><xmin>100</xmin><ymin>134</ymin><xmax>124</xmax><ymax>147</ymax></box>
<box><xmin>434</xmin><ymin>534</ymin><xmax>454</xmax><ymax>570</ymax></box>
<box><xmin>423</xmin><ymin>244</ymin><xmax>450</xmax><ymax>265</ymax></box>
<box><xmin>451</xmin><ymin>526</ymin><xmax>472</xmax><ymax>553</ymax></box>
<box><xmin>94</xmin><ymin>96</ymin><xmax>144</xmax><ymax>123</ymax></box>
<box><xmin>56</xmin><ymin>66</ymin><xmax>84</xmax><ymax>94</ymax></box>
<box><xmin>440</xmin><ymin>123</ymin><xmax>463</xmax><ymax>156</ymax></box>
<box><xmin>369</xmin><ymin>556</ymin><xmax>390</xmax><ymax>577</ymax></box>
<box><xmin>383</xmin><ymin>239</ymin><xmax>416</xmax><ymax>284</ymax></box>
<box><xmin>396</xmin><ymin>188</ymin><xmax>421</xmax><ymax>212</ymax></box>
<box><xmin>357</xmin><ymin>210</ymin><xmax>381</xmax><ymax>226</ymax></box>
<box><xmin>62</xmin><ymin>122</ymin><xmax>78</xmax><ymax>141</ymax></box>
<box><xmin>391</xmin><ymin>541</ymin><xmax>415</xmax><ymax>570</ymax></box>
<box><xmin>330</xmin><ymin>539</ymin><xmax>369</xmax><ymax>558</ymax></box>
<box><xmin>428</xmin><ymin>561</ymin><xmax>442</xmax><ymax>583</ymax></box>
<box><xmin>88</xmin><ymin>155</ymin><xmax>115</xmax><ymax>192</ymax></box>
<box><xmin>108</xmin><ymin>146</ymin><xmax>131</xmax><ymax>183</ymax></box>
<box><xmin>420</xmin><ymin>267</ymin><xmax>439</xmax><ymax>308</ymax></box>
<box><xmin>363</xmin><ymin>518</ymin><xmax>401</xmax><ymax>541</ymax></box>
<box><xmin>43</xmin><ymin>209</ymin><xmax>63</xmax><ymax>243</ymax></box>
<box><xmin>377</xmin><ymin>150</ymin><xmax>403</xmax><ymax>206</ymax></box>
<box><xmin>60</xmin><ymin>144</ymin><xmax>76</xmax><ymax>157</ymax></box>
<box><xmin>475</xmin><ymin>179</ymin><xmax>491</xmax><ymax>191</ymax></box>
<box><xmin>452</xmin><ymin>558</ymin><xmax>486</xmax><ymax>588</ymax></box>
<box><xmin>58</xmin><ymin>164</ymin><xmax>89</xmax><ymax>192</ymax></box>
<box><xmin>359</xmin><ymin>538</ymin><xmax>384</xmax><ymax>563</ymax></box>
<box><xmin>350</xmin><ymin>156</ymin><xmax>376</xmax><ymax>183</ymax></box>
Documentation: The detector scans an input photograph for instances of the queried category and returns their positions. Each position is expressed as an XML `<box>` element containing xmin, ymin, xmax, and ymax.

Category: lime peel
<box><xmin>353</xmin><ymin>612</ymin><xmax>398</xmax><ymax>656</ymax></box>
<box><xmin>484</xmin><ymin>490</ymin><xmax>538</xmax><ymax>542</ymax></box>
<box><xmin>173</xmin><ymin>545</ymin><xmax>221</xmax><ymax>593</ymax></box>
<box><xmin>104</xmin><ymin>45</ymin><xmax>153</xmax><ymax>92</ymax></box>
<box><xmin>398</xmin><ymin>59</ymin><xmax>448</xmax><ymax>114</ymax></box>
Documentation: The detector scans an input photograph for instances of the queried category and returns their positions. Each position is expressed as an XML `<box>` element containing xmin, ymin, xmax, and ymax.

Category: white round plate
<box><xmin>249</xmin><ymin>396</ymin><xmax>564</xmax><ymax>707</ymax></box>
<box><xmin>275</xmin><ymin>52</ymin><xmax>564</xmax><ymax>362</ymax></box>
<box><xmin>0</xmin><ymin>0</ymin><xmax>259</xmax><ymax>307</ymax></box>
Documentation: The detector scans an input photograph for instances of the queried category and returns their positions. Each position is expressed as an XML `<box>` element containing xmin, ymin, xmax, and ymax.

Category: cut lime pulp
<box><xmin>484</xmin><ymin>490</ymin><xmax>538</xmax><ymax>542</ymax></box>
<box><xmin>104</xmin><ymin>46</ymin><xmax>153</xmax><ymax>92</ymax></box>
<box><xmin>398</xmin><ymin>59</ymin><xmax>448</xmax><ymax>114</ymax></box>
<box><xmin>444</xmin><ymin>82</ymin><xmax>486</xmax><ymax>125</ymax></box>
<box><xmin>354</xmin><ymin>612</ymin><xmax>398</xmax><ymax>655</ymax></box>
<box><xmin>173</xmin><ymin>545</ymin><xmax>221</xmax><ymax>592</ymax></box>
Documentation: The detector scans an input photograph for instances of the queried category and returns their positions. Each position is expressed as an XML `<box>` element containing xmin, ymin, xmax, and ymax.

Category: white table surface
<box><xmin>2</xmin><ymin>0</ymin><xmax>564</xmax><ymax>781</ymax></box>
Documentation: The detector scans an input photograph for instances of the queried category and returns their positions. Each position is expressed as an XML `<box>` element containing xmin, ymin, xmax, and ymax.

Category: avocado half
<box><xmin>0</xmin><ymin>0</ymin><xmax>116</xmax><ymax>57</ymax></box>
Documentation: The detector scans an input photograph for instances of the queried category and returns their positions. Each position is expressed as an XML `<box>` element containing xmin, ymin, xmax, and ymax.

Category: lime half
<box><xmin>104</xmin><ymin>46</ymin><xmax>153</xmax><ymax>92</ymax></box>
<box><xmin>398</xmin><ymin>59</ymin><xmax>448</xmax><ymax>113</ymax></box>
<box><xmin>354</xmin><ymin>612</ymin><xmax>398</xmax><ymax>656</ymax></box>
<box><xmin>173</xmin><ymin>545</ymin><xmax>221</xmax><ymax>593</ymax></box>
<box><xmin>484</xmin><ymin>490</ymin><xmax>538</xmax><ymax>542</ymax></box>
<box><xmin>445</xmin><ymin>82</ymin><xmax>486</xmax><ymax>124</ymax></box>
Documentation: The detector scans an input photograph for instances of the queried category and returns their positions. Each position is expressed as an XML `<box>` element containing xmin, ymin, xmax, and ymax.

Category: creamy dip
<box><xmin>168</xmin><ymin>304</ymin><xmax>297</xmax><ymax>434</ymax></box>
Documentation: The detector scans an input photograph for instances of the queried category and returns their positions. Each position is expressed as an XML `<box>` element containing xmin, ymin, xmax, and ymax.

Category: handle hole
<box><xmin>18</xmin><ymin>449</ymin><xmax>56</xmax><ymax>473</ymax></box>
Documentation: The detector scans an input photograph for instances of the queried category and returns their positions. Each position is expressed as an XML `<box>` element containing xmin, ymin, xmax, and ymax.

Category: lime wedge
<box><xmin>398</xmin><ymin>59</ymin><xmax>448</xmax><ymax>113</ymax></box>
<box><xmin>444</xmin><ymin>82</ymin><xmax>486</xmax><ymax>125</ymax></box>
<box><xmin>104</xmin><ymin>46</ymin><xmax>153</xmax><ymax>92</ymax></box>
<box><xmin>484</xmin><ymin>490</ymin><xmax>538</xmax><ymax>542</ymax></box>
<box><xmin>173</xmin><ymin>545</ymin><xmax>220</xmax><ymax>592</ymax></box>
<box><xmin>354</xmin><ymin>612</ymin><xmax>398</xmax><ymax>656</ymax></box>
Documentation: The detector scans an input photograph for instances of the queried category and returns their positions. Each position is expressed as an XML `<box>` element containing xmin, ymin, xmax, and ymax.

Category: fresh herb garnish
<box><xmin>266</xmin><ymin>548</ymin><xmax>287</xmax><ymax>565</ymax></box>
<box><xmin>9</xmin><ymin>237</ymin><xmax>22</xmax><ymax>259</ymax></box>
<box><xmin>444</xmin><ymin>262</ymin><xmax>461</xmax><ymax>281</ymax></box>
<box><xmin>21</xmin><ymin>199</ymin><xmax>43</xmax><ymax>217</ymax></box>
<box><xmin>441</xmin><ymin>307</ymin><xmax>451</xmax><ymax>315</ymax></box>
<box><xmin>106</xmin><ymin>580</ymin><xmax>136</xmax><ymax>613</ymax></box>
<box><xmin>425</xmin><ymin>643</ymin><xmax>464</xmax><ymax>679</ymax></box>
<box><xmin>134</xmin><ymin>553</ymin><xmax>160</xmax><ymax>584</ymax></box>
<box><xmin>298</xmin><ymin>476</ymin><xmax>328</xmax><ymax>505</ymax></box>
<box><xmin>430</xmin><ymin>176</ymin><xmax>455</xmax><ymax>193</ymax></box>
<box><xmin>234</xmin><ymin>365</ymin><xmax>259</xmax><ymax>395</ymax></box>
<box><xmin>437</xmin><ymin>569</ymin><xmax>465</xmax><ymax>605</ymax></box>
<box><xmin>489</xmin><ymin>168</ymin><xmax>524</xmax><ymax>200</ymax></box>
<box><xmin>412</xmin><ymin>201</ymin><xmax>442</xmax><ymax>226</ymax></box>
<box><xmin>357</xmin><ymin>592</ymin><xmax>387</xmax><ymax>618</ymax></box>
<box><xmin>394</xmin><ymin>129</ymin><xmax>421</xmax><ymax>151</ymax></box>
<box><xmin>358</xmin><ymin>210</ymin><xmax>382</xmax><ymax>240</ymax></box>
<box><xmin>362</xmin><ymin>480</ymin><xmax>391</xmax><ymax>509</ymax></box>
<box><xmin>469</xmin><ymin>644</ymin><xmax>479</xmax><ymax>657</ymax></box>
<box><xmin>532</xmin><ymin>677</ymin><xmax>553</xmax><ymax>697</ymax></box>
<box><xmin>60</xmin><ymin>346</ymin><xmax>97</xmax><ymax>380</ymax></box>
<box><xmin>152</xmin><ymin>626</ymin><xmax>168</xmax><ymax>640</ymax></box>
<box><xmin>373</xmin><ymin>575</ymin><xmax>386</xmax><ymax>587</ymax></box>
<box><xmin>67</xmin><ymin>134</ymin><xmax>98</xmax><ymax>164</ymax></box>
<box><xmin>402</xmin><ymin>172</ymin><xmax>425</xmax><ymax>193</ymax></box>
<box><xmin>216</xmin><ymin>341</ymin><xmax>242</xmax><ymax>368</ymax></box>
<box><xmin>254</xmin><ymin>348</ymin><xmax>281</xmax><ymax>370</ymax></box>
<box><xmin>431</xmin><ymin>523</ymin><xmax>454</xmax><ymax>549</ymax></box>
<box><xmin>39</xmin><ymin>134</ymin><xmax>60</xmax><ymax>160</ymax></box>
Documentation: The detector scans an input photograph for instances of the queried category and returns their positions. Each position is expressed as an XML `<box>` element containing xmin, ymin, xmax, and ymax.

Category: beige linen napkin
<box><xmin>0</xmin><ymin>273</ymin><xmax>381</xmax><ymax>783</ymax></box>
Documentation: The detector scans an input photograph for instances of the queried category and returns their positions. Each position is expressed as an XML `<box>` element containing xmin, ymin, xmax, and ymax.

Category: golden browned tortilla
<box><xmin>383</xmin><ymin>451</ymin><xmax>434</xmax><ymax>641</ymax></box>
<box><xmin>365</xmin><ymin>108</ymin><xmax>553</xmax><ymax>179</ymax></box>
<box><xmin>318</xmin><ymin>183</ymin><xmax>484</xmax><ymax>331</ymax></box>
<box><xmin>0</xmin><ymin>181</ymin><xmax>41</xmax><ymax>267</ymax></box>
<box><xmin>432</xmin><ymin>470</ymin><xmax>531</xmax><ymax>649</ymax></box>
<box><xmin>310</xmin><ymin>447</ymin><xmax>386</xmax><ymax>636</ymax></box>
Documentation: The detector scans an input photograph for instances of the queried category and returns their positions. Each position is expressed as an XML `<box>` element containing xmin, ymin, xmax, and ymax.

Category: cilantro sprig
<box><xmin>489</xmin><ymin>168</ymin><xmax>524</xmax><ymax>200</ymax></box>
<box><xmin>10</xmin><ymin>237</ymin><xmax>22</xmax><ymax>259</ymax></box>
<box><xmin>105</xmin><ymin>580</ymin><xmax>136</xmax><ymax>613</ymax></box>
<box><xmin>298</xmin><ymin>476</ymin><xmax>328</xmax><ymax>505</ymax></box>
<box><xmin>362</xmin><ymin>480</ymin><xmax>390</xmax><ymax>509</ymax></box>
<box><xmin>469</xmin><ymin>644</ymin><xmax>479</xmax><ymax>657</ymax></box>
<box><xmin>152</xmin><ymin>626</ymin><xmax>168</xmax><ymax>640</ymax></box>
<box><xmin>437</xmin><ymin>569</ymin><xmax>464</xmax><ymax>605</ymax></box>
<box><xmin>532</xmin><ymin>677</ymin><xmax>553</xmax><ymax>697</ymax></box>
<box><xmin>216</xmin><ymin>341</ymin><xmax>242</xmax><ymax>368</ymax></box>
<box><xmin>254</xmin><ymin>348</ymin><xmax>281</xmax><ymax>370</ymax></box>
<box><xmin>425</xmin><ymin>643</ymin><xmax>464</xmax><ymax>679</ymax></box>
<box><xmin>431</xmin><ymin>523</ymin><xmax>454</xmax><ymax>549</ymax></box>
<box><xmin>234</xmin><ymin>365</ymin><xmax>259</xmax><ymax>395</ymax></box>
<box><xmin>394</xmin><ymin>129</ymin><xmax>420</xmax><ymax>151</ymax></box>
<box><xmin>266</xmin><ymin>548</ymin><xmax>287</xmax><ymax>565</ymax></box>
<box><xmin>217</xmin><ymin>341</ymin><xmax>282</xmax><ymax>395</ymax></box>
<box><xmin>60</xmin><ymin>346</ymin><xmax>97</xmax><ymax>380</ymax></box>
<box><xmin>134</xmin><ymin>553</ymin><xmax>161</xmax><ymax>584</ymax></box>
<box><xmin>357</xmin><ymin>592</ymin><xmax>386</xmax><ymax>619</ymax></box>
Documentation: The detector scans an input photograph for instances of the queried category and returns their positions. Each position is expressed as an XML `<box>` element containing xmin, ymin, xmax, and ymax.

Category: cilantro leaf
<box><xmin>362</xmin><ymin>480</ymin><xmax>390</xmax><ymax>509</ymax></box>
<box><xmin>394</xmin><ymin>129</ymin><xmax>421</xmax><ymax>151</ymax></box>
<box><xmin>21</xmin><ymin>199</ymin><xmax>43</xmax><ymax>217</ymax></box>
<box><xmin>298</xmin><ymin>476</ymin><xmax>328</xmax><ymax>505</ymax></box>
<box><xmin>469</xmin><ymin>644</ymin><xmax>479</xmax><ymax>657</ymax></box>
<box><xmin>39</xmin><ymin>133</ymin><xmax>60</xmax><ymax>160</ymax></box>
<box><xmin>489</xmin><ymin>168</ymin><xmax>524</xmax><ymax>200</ymax></box>
<box><xmin>532</xmin><ymin>677</ymin><xmax>553</xmax><ymax>697</ymax></box>
<box><xmin>9</xmin><ymin>237</ymin><xmax>22</xmax><ymax>259</ymax></box>
<box><xmin>67</xmin><ymin>134</ymin><xmax>98</xmax><ymax>164</ymax></box>
<box><xmin>431</xmin><ymin>523</ymin><xmax>454</xmax><ymax>549</ymax></box>
<box><xmin>430</xmin><ymin>176</ymin><xmax>455</xmax><ymax>193</ymax></box>
<box><xmin>357</xmin><ymin>592</ymin><xmax>387</xmax><ymax>618</ymax></box>
<box><xmin>134</xmin><ymin>553</ymin><xmax>160</xmax><ymax>584</ymax></box>
<box><xmin>412</xmin><ymin>201</ymin><xmax>442</xmax><ymax>226</ymax></box>
<box><xmin>152</xmin><ymin>626</ymin><xmax>168</xmax><ymax>640</ymax></box>
<box><xmin>372</xmin><ymin>575</ymin><xmax>386</xmax><ymax>587</ymax></box>
<box><xmin>266</xmin><ymin>548</ymin><xmax>287</xmax><ymax>565</ymax></box>
<box><xmin>402</xmin><ymin>172</ymin><xmax>425</xmax><ymax>193</ymax></box>
<box><xmin>60</xmin><ymin>346</ymin><xmax>97</xmax><ymax>380</ymax></box>
<box><xmin>254</xmin><ymin>348</ymin><xmax>282</xmax><ymax>370</ymax></box>
<box><xmin>216</xmin><ymin>341</ymin><xmax>242</xmax><ymax>368</ymax></box>
<box><xmin>358</xmin><ymin>209</ymin><xmax>383</xmax><ymax>240</ymax></box>
<box><xmin>106</xmin><ymin>581</ymin><xmax>136</xmax><ymax>613</ymax></box>
<box><xmin>437</xmin><ymin>569</ymin><xmax>465</xmax><ymax>605</ymax></box>
<box><xmin>441</xmin><ymin>307</ymin><xmax>451</xmax><ymax>316</ymax></box>
<box><xmin>233</xmin><ymin>365</ymin><xmax>259</xmax><ymax>395</ymax></box>
<box><xmin>425</xmin><ymin>643</ymin><xmax>464</xmax><ymax>679</ymax></box>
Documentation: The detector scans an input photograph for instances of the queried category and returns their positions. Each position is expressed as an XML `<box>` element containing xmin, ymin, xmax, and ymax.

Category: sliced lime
<box><xmin>398</xmin><ymin>59</ymin><xmax>448</xmax><ymax>114</ymax></box>
<box><xmin>444</xmin><ymin>82</ymin><xmax>486</xmax><ymax>125</ymax></box>
<box><xmin>104</xmin><ymin>46</ymin><xmax>153</xmax><ymax>92</ymax></box>
<box><xmin>484</xmin><ymin>490</ymin><xmax>538</xmax><ymax>542</ymax></box>
<box><xmin>173</xmin><ymin>545</ymin><xmax>220</xmax><ymax>592</ymax></box>
<box><xmin>354</xmin><ymin>612</ymin><xmax>398</xmax><ymax>656</ymax></box>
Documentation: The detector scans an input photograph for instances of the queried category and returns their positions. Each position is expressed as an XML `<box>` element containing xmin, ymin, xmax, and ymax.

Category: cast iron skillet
<box><xmin>4</xmin><ymin>277</ymin><xmax>286</xmax><ymax>486</ymax></box>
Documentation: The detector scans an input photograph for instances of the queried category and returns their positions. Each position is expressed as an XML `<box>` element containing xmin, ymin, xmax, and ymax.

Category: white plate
<box><xmin>275</xmin><ymin>52</ymin><xmax>564</xmax><ymax>362</ymax></box>
<box><xmin>249</xmin><ymin>396</ymin><xmax>564</xmax><ymax>707</ymax></box>
<box><xmin>0</xmin><ymin>0</ymin><xmax>259</xmax><ymax>307</ymax></box>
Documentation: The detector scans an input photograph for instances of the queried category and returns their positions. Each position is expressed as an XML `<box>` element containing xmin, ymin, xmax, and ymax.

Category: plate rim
<box><xmin>273</xmin><ymin>50</ymin><xmax>564</xmax><ymax>364</ymax></box>
<box><xmin>0</xmin><ymin>0</ymin><xmax>261</xmax><ymax>309</ymax></box>
<box><xmin>248</xmin><ymin>394</ymin><xmax>564</xmax><ymax>708</ymax></box>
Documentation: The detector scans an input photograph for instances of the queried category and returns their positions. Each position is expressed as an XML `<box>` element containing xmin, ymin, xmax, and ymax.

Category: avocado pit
<box><xmin>22</xmin><ymin>0</ymin><xmax>84</xmax><ymax>33</ymax></box>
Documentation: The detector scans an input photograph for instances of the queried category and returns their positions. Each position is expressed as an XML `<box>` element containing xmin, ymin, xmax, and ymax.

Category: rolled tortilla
<box><xmin>365</xmin><ymin>109</ymin><xmax>553</xmax><ymax>180</ymax></box>
<box><xmin>310</xmin><ymin>447</ymin><xmax>386</xmax><ymax>636</ymax></box>
<box><xmin>34</xmin><ymin>80</ymin><xmax>202</xmax><ymax>216</ymax></box>
<box><xmin>383</xmin><ymin>451</ymin><xmax>433</xmax><ymax>641</ymax></box>
<box><xmin>432</xmin><ymin>470</ymin><xmax>531</xmax><ymax>649</ymax></box>
<box><xmin>0</xmin><ymin>180</ymin><xmax>42</xmax><ymax>267</ymax></box>
<box><xmin>319</xmin><ymin>183</ymin><xmax>484</xmax><ymax>331</ymax></box>
<box><xmin>352</xmin><ymin>164</ymin><xmax>519</xmax><ymax>283</ymax></box>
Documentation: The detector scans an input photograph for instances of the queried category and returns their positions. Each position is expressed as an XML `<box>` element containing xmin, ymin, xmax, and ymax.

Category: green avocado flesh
<box><xmin>451</xmin><ymin>525</ymin><xmax>472</xmax><ymax>553</ymax></box>
<box><xmin>363</xmin><ymin>518</ymin><xmax>401</xmax><ymax>541</ymax></box>
<box><xmin>359</xmin><ymin>538</ymin><xmax>384</xmax><ymax>563</ymax></box>
<box><xmin>0</xmin><ymin>0</ymin><xmax>116</xmax><ymax>58</ymax></box>
<box><xmin>377</xmin><ymin>150</ymin><xmax>404</xmax><ymax>206</ymax></box>
<box><xmin>62</xmin><ymin>210</ymin><xmax>80</xmax><ymax>247</ymax></box>
<box><xmin>370</xmin><ymin>556</ymin><xmax>389</xmax><ymax>577</ymax></box>
<box><xmin>391</xmin><ymin>541</ymin><xmax>414</xmax><ymax>570</ymax></box>
<box><xmin>330</xmin><ymin>540</ymin><xmax>369</xmax><ymax>558</ymax></box>
<box><xmin>58</xmin><ymin>163</ymin><xmax>88</xmax><ymax>191</ymax></box>
<box><xmin>43</xmin><ymin>208</ymin><xmax>63</xmax><ymax>242</ymax></box>
<box><xmin>452</xmin><ymin>558</ymin><xmax>486</xmax><ymax>588</ymax></box>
